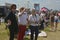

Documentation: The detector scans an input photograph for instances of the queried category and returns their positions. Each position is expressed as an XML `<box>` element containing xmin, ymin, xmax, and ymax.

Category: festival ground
<box><xmin>0</xmin><ymin>23</ymin><xmax>60</xmax><ymax>40</ymax></box>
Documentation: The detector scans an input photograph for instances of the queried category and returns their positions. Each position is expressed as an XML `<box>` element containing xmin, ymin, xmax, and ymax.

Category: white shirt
<box><xmin>0</xmin><ymin>17</ymin><xmax>4</xmax><ymax>22</ymax></box>
<box><xmin>18</xmin><ymin>12</ymin><xmax>28</xmax><ymax>25</ymax></box>
<box><xmin>54</xmin><ymin>16</ymin><xmax>58</xmax><ymax>20</ymax></box>
<box><xmin>40</xmin><ymin>13</ymin><xmax>45</xmax><ymax>18</ymax></box>
<box><xmin>29</xmin><ymin>14</ymin><xmax>40</xmax><ymax>26</ymax></box>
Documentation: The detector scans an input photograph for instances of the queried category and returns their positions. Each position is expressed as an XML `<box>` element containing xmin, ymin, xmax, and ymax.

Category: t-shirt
<box><xmin>29</xmin><ymin>14</ymin><xmax>40</xmax><ymax>26</ymax></box>
<box><xmin>54</xmin><ymin>16</ymin><xmax>58</xmax><ymax>20</ymax></box>
<box><xmin>18</xmin><ymin>12</ymin><xmax>28</xmax><ymax>25</ymax></box>
<box><xmin>40</xmin><ymin>13</ymin><xmax>45</xmax><ymax>18</ymax></box>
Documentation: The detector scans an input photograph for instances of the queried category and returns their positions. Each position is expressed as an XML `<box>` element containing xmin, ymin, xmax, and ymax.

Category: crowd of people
<box><xmin>1</xmin><ymin>4</ymin><xmax>59</xmax><ymax>40</ymax></box>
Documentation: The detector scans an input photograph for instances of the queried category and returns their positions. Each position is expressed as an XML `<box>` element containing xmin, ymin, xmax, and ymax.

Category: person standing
<box><xmin>17</xmin><ymin>7</ymin><xmax>28</xmax><ymax>40</ymax></box>
<box><xmin>5</xmin><ymin>4</ymin><xmax>18</xmax><ymax>40</ymax></box>
<box><xmin>28</xmin><ymin>9</ymin><xmax>40</xmax><ymax>40</ymax></box>
<box><xmin>50</xmin><ymin>13</ymin><xmax>54</xmax><ymax>31</ymax></box>
<box><xmin>39</xmin><ymin>11</ymin><xmax>45</xmax><ymax>30</ymax></box>
<box><xmin>54</xmin><ymin>14</ymin><xmax>59</xmax><ymax>31</ymax></box>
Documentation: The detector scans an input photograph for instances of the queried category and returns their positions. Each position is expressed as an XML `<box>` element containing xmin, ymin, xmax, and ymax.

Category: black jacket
<box><xmin>5</xmin><ymin>12</ymin><xmax>18</xmax><ymax>34</ymax></box>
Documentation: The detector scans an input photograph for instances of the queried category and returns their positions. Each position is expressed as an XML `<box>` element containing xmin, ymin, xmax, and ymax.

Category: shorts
<box><xmin>54</xmin><ymin>19</ymin><xmax>58</xmax><ymax>22</ymax></box>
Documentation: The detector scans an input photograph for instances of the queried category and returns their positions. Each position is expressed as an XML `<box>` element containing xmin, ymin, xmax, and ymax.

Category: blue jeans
<box><xmin>30</xmin><ymin>25</ymin><xmax>39</xmax><ymax>40</ymax></box>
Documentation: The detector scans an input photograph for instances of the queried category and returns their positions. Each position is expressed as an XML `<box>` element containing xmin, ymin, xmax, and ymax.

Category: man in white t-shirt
<box><xmin>17</xmin><ymin>7</ymin><xmax>28</xmax><ymax>40</ymax></box>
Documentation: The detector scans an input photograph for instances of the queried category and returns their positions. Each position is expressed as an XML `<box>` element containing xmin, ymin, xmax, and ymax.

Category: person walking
<box><xmin>5</xmin><ymin>4</ymin><xmax>18</xmax><ymax>40</ymax></box>
<box><xmin>28</xmin><ymin>9</ymin><xmax>40</xmax><ymax>40</ymax></box>
<box><xmin>17</xmin><ymin>7</ymin><xmax>28</xmax><ymax>40</ymax></box>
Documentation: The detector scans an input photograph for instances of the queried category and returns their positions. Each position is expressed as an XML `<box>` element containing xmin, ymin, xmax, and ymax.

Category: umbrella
<box><xmin>41</xmin><ymin>7</ymin><xmax>48</xmax><ymax>12</ymax></box>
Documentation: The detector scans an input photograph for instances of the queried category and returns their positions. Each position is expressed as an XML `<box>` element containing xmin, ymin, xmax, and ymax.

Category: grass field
<box><xmin>0</xmin><ymin>23</ymin><xmax>60</xmax><ymax>40</ymax></box>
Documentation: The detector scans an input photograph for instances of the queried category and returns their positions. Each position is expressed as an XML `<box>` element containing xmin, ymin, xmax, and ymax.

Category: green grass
<box><xmin>44</xmin><ymin>25</ymin><xmax>50</xmax><ymax>32</ymax></box>
<box><xmin>0</xmin><ymin>23</ymin><xmax>60</xmax><ymax>40</ymax></box>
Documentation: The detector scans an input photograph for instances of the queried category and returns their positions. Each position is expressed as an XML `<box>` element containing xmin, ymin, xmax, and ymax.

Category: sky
<box><xmin>0</xmin><ymin>0</ymin><xmax>60</xmax><ymax>10</ymax></box>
